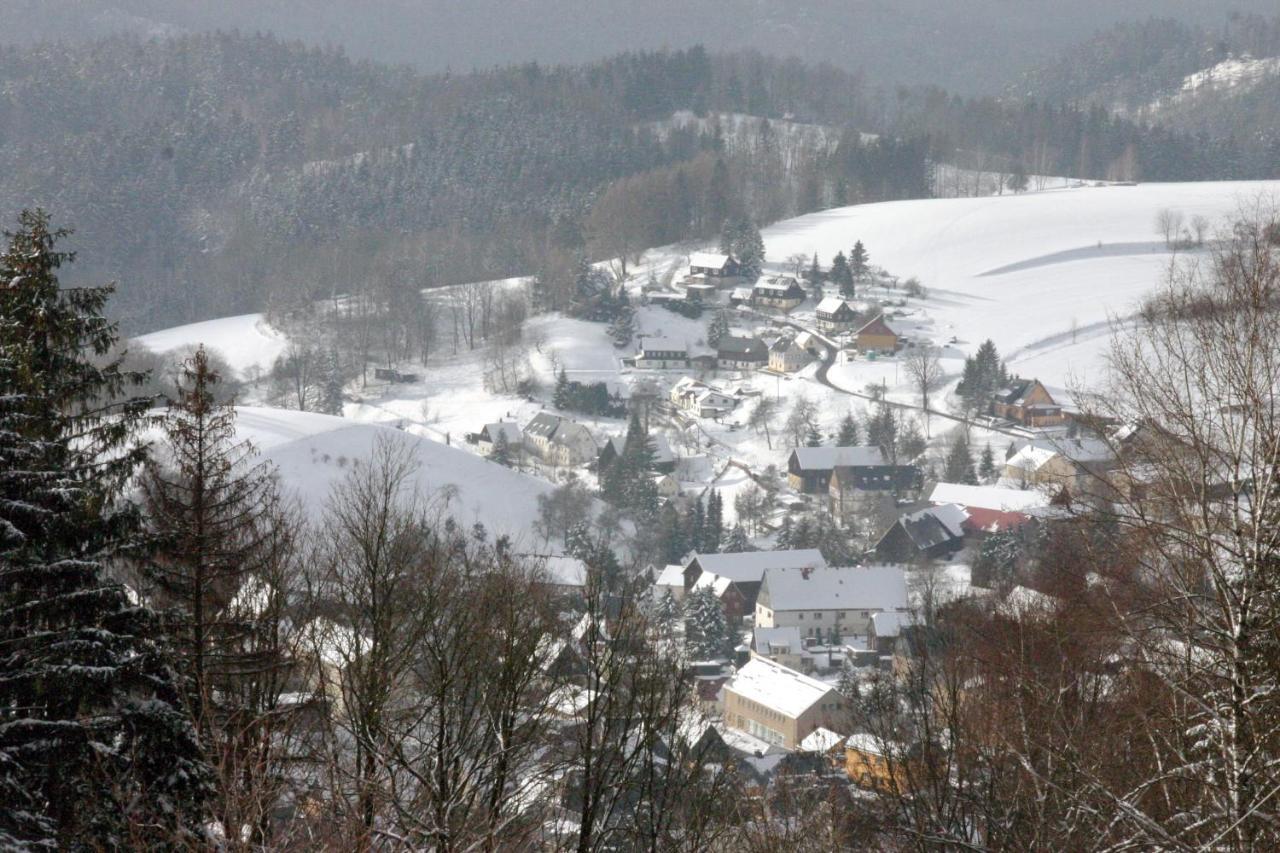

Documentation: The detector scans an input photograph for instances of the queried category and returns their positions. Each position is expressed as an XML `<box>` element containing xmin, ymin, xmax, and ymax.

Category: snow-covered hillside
<box><xmin>232</xmin><ymin>406</ymin><xmax>579</xmax><ymax>544</ymax></box>
<box><xmin>135</xmin><ymin>313</ymin><xmax>287</xmax><ymax>378</ymax></box>
<box><xmin>759</xmin><ymin>180</ymin><xmax>1280</xmax><ymax>398</ymax></box>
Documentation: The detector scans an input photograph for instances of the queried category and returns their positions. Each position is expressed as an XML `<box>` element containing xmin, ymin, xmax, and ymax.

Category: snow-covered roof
<box><xmin>753</xmin><ymin>625</ymin><xmax>804</xmax><ymax>655</ymax></box>
<box><xmin>815</xmin><ymin>296</ymin><xmax>850</xmax><ymax>314</ymax></box>
<box><xmin>1006</xmin><ymin>444</ymin><xmax>1058</xmax><ymax>472</ymax></box>
<box><xmin>929</xmin><ymin>482</ymin><xmax>1051</xmax><ymax>512</ymax></box>
<box><xmin>717</xmin><ymin>335</ymin><xmax>768</xmax><ymax>358</ymax></box>
<box><xmin>689</xmin><ymin>252</ymin><xmax>733</xmax><ymax>270</ymax></box>
<box><xmin>753</xmin><ymin>277</ymin><xmax>803</xmax><ymax>293</ymax></box>
<box><xmin>637</xmin><ymin>336</ymin><xmax>687</xmax><ymax>354</ymax></box>
<box><xmin>724</xmin><ymin>657</ymin><xmax>837</xmax><ymax>719</ymax></box>
<box><xmin>687</xmin><ymin>549</ymin><xmax>826</xmax><ymax>584</ymax></box>
<box><xmin>845</xmin><ymin>732</ymin><xmax>891</xmax><ymax>757</ymax></box>
<box><xmin>761</xmin><ymin>565</ymin><xmax>909</xmax><ymax>613</ymax></box>
<box><xmin>999</xmin><ymin>585</ymin><xmax>1058</xmax><ymax>619</ymax></box>
<box><xmin>482</xmin><ymin>421</ymin><xmax>522</xmax><ymax>444</ymax></box>
<box><xmin>655</xmin><ymin>563</ymin><xmax>686</xmax><ymax>588</ymax></box>
<box><xmin>871</xmin><ymin>610</ymin><xmax>916</xmax><ymax>639</ymax></box>
<box><xmin>693</xmin><ymin>572</ymin><xmax>733</xmax><ymax>597</ymax></box>
<box><xmin>790</xmin><ymin>445</ymin><xmax>886</xmax><ymax>471</ymax></box>
<box><xmin>799</xmin><ymin>727</ymin><xmax>847</xmax><ymax>753</ymax></box>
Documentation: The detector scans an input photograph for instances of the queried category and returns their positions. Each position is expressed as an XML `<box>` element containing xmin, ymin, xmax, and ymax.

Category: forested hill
<box><xmin>1012</xmin><ymin>14</ymin><xmax>1280</xmax><ymax>175</ymax></box>
<box><xmin>0</xmin><ymin>33</ymin><xmax>1265</xmax><ymax>333</ymax></box>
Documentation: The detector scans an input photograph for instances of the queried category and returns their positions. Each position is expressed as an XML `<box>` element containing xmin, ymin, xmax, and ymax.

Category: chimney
<box><xmin>801</xmin><ymin>566</ymin><xmax>811</xmax><ymax>580</ymax></box>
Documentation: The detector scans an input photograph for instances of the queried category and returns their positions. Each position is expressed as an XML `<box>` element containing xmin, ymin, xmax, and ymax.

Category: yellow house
<box><xmin>854</xmin><ymin>315</ymin><xmax>900</xmax><ymax>354</ymax></box>
<box><xmin>721</xmin><ymin>657</ymin><xmax>850</xmax><ymax>749</ymax></box>
<box><xmin>844</xmin><ymin>733</ymin><xmax>905</xmax><ymax>791</ymax></box>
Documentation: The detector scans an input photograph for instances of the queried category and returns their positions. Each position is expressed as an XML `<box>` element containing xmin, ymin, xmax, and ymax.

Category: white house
<box><xmin>524</xmin><ymin>412</ymin><xmax>597</xmax><ymax>466</ymax></box>
<box><xmin>634</xmin><ymin>336</ymin><xmax>689</xmax><ymax>370</ymax></box>
<box><xmin>754</xmin><ymin>565</ymin><xmax>910</xmax><ymax>640</ymax></box>
<box><xmin>478</xmin><ymin>421</ymin><xmax>523</xmax><ymax>455</ymax></box>
<box><xmin>769</xmin><ymin>336</ymin><xmax>811</xmax><ymax>373</ymax></box>
<box><xmin>670</xmin><ymin>376</ymin><xmax>736</xmax><ymax>418</ymax></box>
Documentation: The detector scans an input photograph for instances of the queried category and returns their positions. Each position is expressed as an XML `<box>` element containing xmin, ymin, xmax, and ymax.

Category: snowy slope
<box><xmin>134</xmin><ymin>313</ymin><xmax>287</xmax><ymax>377</ymax></box>
<box><xmin>761</xmin><ymin>180</ymin><xmax>1280</xmax><ymax>397</ymax></box>
<box><xmin>232</xmin><ymin>406</ymin><xmax>573</xmax><ymax>544</ymax></box>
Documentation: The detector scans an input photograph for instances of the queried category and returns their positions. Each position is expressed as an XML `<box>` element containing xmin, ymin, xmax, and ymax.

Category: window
<box><xmin>814</xmin><ymin>612</ymin><xmax>823</xmax><ymax>619</ymax></box>
<box><xmin>798</xmin><ymin>613</ymin><xmax>805</xmax><ymax>620</ymax></box>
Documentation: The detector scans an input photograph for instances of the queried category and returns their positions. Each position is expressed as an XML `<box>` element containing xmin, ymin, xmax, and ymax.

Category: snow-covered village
<box><xmin>4</xmin><ymin>7</ymin><xmax>1280</xmax><ymax>850</ymax></box>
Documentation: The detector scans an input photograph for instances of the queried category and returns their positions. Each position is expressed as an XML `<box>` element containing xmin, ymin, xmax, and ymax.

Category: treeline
<box><xmin>0</xmin><ymin>33</ymin><xmax>1263</xmax><ymax>334</ymax></box>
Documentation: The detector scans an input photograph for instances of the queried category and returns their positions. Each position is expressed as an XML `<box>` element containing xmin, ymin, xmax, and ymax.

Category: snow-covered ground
<box><xmin>231</xmin><ymin>406</ymin><xmax>587</xmax><ymax>546</ymax></box>
<box><xmin>135</xmin><ymin>313</ymin><xmax>287</xmax><ymax>378</ymax></box>
<box><xmin>135</xmin><ymin>179</ymin><xmax>1280</xmax><ymax>538</ymax></box>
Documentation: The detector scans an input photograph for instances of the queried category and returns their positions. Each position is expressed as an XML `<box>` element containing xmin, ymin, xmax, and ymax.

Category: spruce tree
<box><xmin>866</xmin><ymin>404</ymin><xmax>899</xmax><ymax>462</ymax></box>
<box><xmin>807</xmin><ymin>253</ymin><xmax>823</xmax><ymax>287</ymax></box>
<box><xmin>805</xmin><ymin>422</ymin><xmax>824</xmax><ymax>447</ymax></box>
<box><xmin>978</xmin><ymin>443</ymin><xmax>997</xmax><ymax>481</ymax></box>
<box><xmin>0</xmin><ymin>211</ymin><xmax>210</xmax><ymax>848</ymax></box>
<box><xmin>140</xmin><ymin>347</ymin><xmax>300</xmax><ymax>843</ymax></box>
<box><xmin>684</xmin><ymin>587</ymin><xmax>734</xmax><ymax>661</ymax></box>
<box><xmin>850</xmin><ymin>240</ymin><xmax>869</xmax><ymax>284</ymax></box>
<box><xmin>722</xmin><ymin>524</ymin><xmax>755</xmax><ymax>553</ymax></box>
<box><xmin>836</xmin><ymin>412</ymin><xmax>860</xmax><ymax>447</ymax></box>
<box><xmin>705</xmin><ymin>490</ymin><xmax>724</xmax><ymax>552</ymax></box>
<box><xmin>707</xmin><ymin>310</ymin><xmax>731</xmax><ymax>348</ymax></box>
<box><xmin>553</xmin><ymin>367</ymin><xmax>570</xmax><ymax>409</ymax></box>
<box><xmin>944</xmin><ymin>435</ymin><xmax>978</xmax><ymax>484</ymax></box>
<box><xmin>830</xmin><ymin>251</ymin><xmax>854</xmax><ymax>299</ymax></box>
<box><xmin>320</xmin><ymin>346</ymin><xmax>345</xmax><ymax>416</ymax></box>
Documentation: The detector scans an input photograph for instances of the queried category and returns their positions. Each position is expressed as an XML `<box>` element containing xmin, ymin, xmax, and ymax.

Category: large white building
<box><xmin>754</xmin><ymin>564</ymin><xmax>910</xmax><ymax>640</ymax></box>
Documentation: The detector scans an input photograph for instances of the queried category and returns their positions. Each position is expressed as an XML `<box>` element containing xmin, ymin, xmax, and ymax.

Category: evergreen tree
<box><xmin>608</xmin><ymin>297</ymin><xmax>635</xmax><ymax>348</ymax></box>
<box><xmin>805</xmin><ymin>422</ymin><xmax>824</xmax><ymax>447</ymax></box>
<box><xmin>722</xmin><ymin>216</ymin><xmax>764</xmax><ymax>282</ymax></box>
<box><xmin>0</xmin><ymin>211</ymin><xmax>210</xmax><ymax>848</ymax></box>
<box><xmin>684</xmin><ymin>587</ymin><xmax>735</xmax><ymax>661</ymax></box>
<box><xmin>836</xmin><ymin>412</ymin><xmax>860</xmax><ymax>447</ymax></box>
<box><xmin>491</xmin><ymin>430</ymin><xmax>514</xmax><ymax>467</ymax></box>
<box><xmin>140</xmin><ymin>347</ymin><xmax>301</xmax><ymax>842</ymax></box>
<box><xmin>707</xmin><ymin>309</ymin><xmax>731</xmax><ymax>348</ymax></box>
<box><xmin>830</xmin><ymin>251</ymin><xmax>854</xmax><ymax>299</ymax></box>
<box><xmin>722</xmin><ymin>524</ymin><xmax>755</xmax><ymax>553</ymax></box>
<box><xmin>553</xmin><ymin>367</ymin><xmax>570</xmax><ymax>409</ymax></box>
<box><xmin>654</xmin><ymin>503</ymin><xmax>689</xmax><ymax>565</ymax></box>
<box><xmin>978</xmin><ymin>443</ymin><xmax>997</xmax><ymax>481</ymax></box>
<box><xmin>705</xmin><ymin>490</ymin><xmax>724</xmax><ymax>552</ymax></box>
<box><xmin>850</xmin><ymin>240</ymin><xmax>869</xmax><ymax>283</ymax></box>
<box><xmin>320</xmin><ymin>346</ymin><xmax>345</xmax><ymax>416</ymax></box>
<box><xmin>899</xmin><ymin>418</ymin><xmax>927</xmax><ymax>461</ymax></box>
<box><xmin>807</xmin><ymin>253</ymin><xmax>823</xmax><ymax>286</ymax></box>
<box><xmin>653</xmin><ymin>589</ymin><xmax>681</xmax><ymax>637</ymax></box>
<box><xmin>690</xmin><ymin>498</ymin><xmax>706</xmax><ymax>554</ymax></box>
<box><xmin>944</xmin><ymin>435</ymin><xmax>978</xmax><ymax>484</ymax></box>
<box><xmin>1007</xmin><ymin>164</ymin><xmax>1029</xmax><ymax>193</ymax></box>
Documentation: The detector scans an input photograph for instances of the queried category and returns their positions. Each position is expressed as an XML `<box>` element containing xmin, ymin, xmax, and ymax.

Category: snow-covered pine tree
<box><xmin>0</xmin><ymin>211</ymin><xmax>210</xmax><ymax>848</ymax></box>
<box><xmin>707</xmin><ymin>310</ymin><xmax>731</xmax><ymax>349</ymax></box>
<box><xmin>805</xmin><ymin>422</ymin><xmax>824</xmax><ymax>447</ymax></box>
<box><xmin>683</xmin><ymin>587</ymin><xmax>734</xmax><ymax>661</ymax></box>
<box><xmin>722</xmin><ymin>523</ymin><xmax>755</xmax><ymax>553</ymax></box>
<box><xmin>653</xmin><ymin>588</ymin><xmax>680</xmax><ymax>637</ymax></box>
<box><xmin>836</xmin><ymin>412</ymin><xmax>860</xmax><ymax>447</ymax></box>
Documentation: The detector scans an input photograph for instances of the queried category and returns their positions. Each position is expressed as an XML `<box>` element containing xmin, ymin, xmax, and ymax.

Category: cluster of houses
<box><xmin>651</xmin><ymin>547</ymin><xmax>917</xmax><ymax>788</ymax></box>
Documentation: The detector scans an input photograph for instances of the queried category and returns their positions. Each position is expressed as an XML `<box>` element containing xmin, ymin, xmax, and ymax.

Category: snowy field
<box><xmin>135</xmin><ymin>313</ymin><xmax>288</xmax><ymax>378</ymax></box>
<box><xmin>230</xmin><ymin>406</ymin><xmax>589</xmax><ymax>546</ymax></box>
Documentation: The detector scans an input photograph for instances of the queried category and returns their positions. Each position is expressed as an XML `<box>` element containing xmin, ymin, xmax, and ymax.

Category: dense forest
<box><xmin>0</xmin><ymin>33</ymin><xmax>1266</xmax><ymax>332</ymax></box>
<box><xmin>4</xmin><ymin>0</ymin><xmax>1278</xmax><ymax>93</ymax></box>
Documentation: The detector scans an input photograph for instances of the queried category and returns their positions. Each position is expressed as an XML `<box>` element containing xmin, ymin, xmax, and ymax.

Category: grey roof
<box><xmin>717</xmin><ymin>335</ymin><xmax>768</xmax><ymax>359</ymax></box>
<box><xmin>760</xmin><ymin>565</ymin><xmax>909</xmax><ymax>612</ymax></box>
<box><xmin>753</xmin><ymin>625</ymin><xmax>804</xmax><ymax>655</ymax></box>
<box><xmin>892</xmin><ymin>504</ymin><xmax>968</xmax><ymax>551</ymax></box>
<box><xmin>790</xmin><ymin>445</ymin><xmax>886</xmax><ymax>471</ymax></box>
<box><xmin>686</xmin><ymin>549</ymin><xmax>826</xmax><ymax>584</ymax></box>
<box><xmin>637</xmin><ymin>336</ymin><xmax>687</xmax><ymax>355</ymax></box>
<box><xmin>525</xmin><ymin>412</ymin><xmax>591</xmax><ymax>446</ymax></box>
